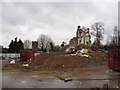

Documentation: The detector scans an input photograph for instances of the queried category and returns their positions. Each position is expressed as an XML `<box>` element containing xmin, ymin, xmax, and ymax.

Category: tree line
<box><xmin>8</xmin><ymin>34</ymin><xmax>60</xmax><ymax>53</ymax></box>
<box><xmin>106</xmin><ymin>26</ymin><xmax>120</xmax><ymax>46</ymax></box>
<box><xmin>9</xmin><ymin>37</ymin><xmax>24</xmax><ymax>53</ymax></box>
<box><xmin>8</xmin><ymin>22</ymin><xmax>120</xmax><ymax>53</ymax></box>
<box><xmin>91</xmin><ymin>22</ymin><xmax>120</xmax><ymax>50</ymax></box>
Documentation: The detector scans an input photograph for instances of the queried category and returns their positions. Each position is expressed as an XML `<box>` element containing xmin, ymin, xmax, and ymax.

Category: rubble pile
<box><xmin>3</xmin><ymin>50</ymin><xmax>107</xmax><ymax>71</ymax></box>
<box><xmin>27</xmin><ymin>51</ymin><xmax>86</xmax><ymax>71</ymax></box>
<box><xmin>90</xmin><ymin>50</ymin><xmax>107</xmax><ymax>64</ymax></box>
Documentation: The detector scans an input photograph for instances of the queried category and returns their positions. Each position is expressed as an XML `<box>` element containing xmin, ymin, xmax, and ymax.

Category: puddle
<box><xmin>2</xmin><ymin>70</ymin><xmax>119</xmax><ymax>88</ymax></box>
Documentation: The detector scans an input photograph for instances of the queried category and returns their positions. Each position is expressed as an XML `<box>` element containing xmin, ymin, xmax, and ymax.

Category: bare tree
<box><xmin>106</xmin><ymin>35</ymin><xmax>112</xmax><ymax>45</ymax></box>
<box><xmin>111</xmin><ymin>26</ymin><xmax>120</xmax><ymax>45</ymax></box>
<box><xmin>118</xmin><ymin>29</ymin><xmax>120</xmax><ymax>45</ymax></box>
<box><xmin>91</xmin><ymin>22</ymin><xmax>104</xmax><ymax>46</ymax></box>
<box><xmin>24</xmin><ymin>40</ymin><xmax>31</xmax><ymax>49</ymax></box>
<box><xmin>37</xmin><ymin>34</ymin><xmax>54</xmax><ymax>52</ymax></box>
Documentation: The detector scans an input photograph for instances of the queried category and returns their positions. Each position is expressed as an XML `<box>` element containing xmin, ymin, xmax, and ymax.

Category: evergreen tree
<box><xmin>14</xmin><ymin>37</ymin><xmax>18</xmax><ymax>53</ymax></box>
<box><xmin>49</xmin><ymin>42</ymin><xmax>54</xmax><ymax>51</ymax></box>
<box><xmin>18</xmin><ymin>39</ymin><xmax>24</xmax><ymax>52</ymax></box>
<box><xmin>61</xmin><ymin>41</ymin><xmax>65</xmax><ymax>48</ymax></box>
<box><xmin>9</xmin><ymin>40</ymin><xmax>14</xmax><ymax>53</ymax></box>
<box><xmin>8</xmin><ymin>37</ymin><xmax>24</xmax><ymax>53</ymax></box>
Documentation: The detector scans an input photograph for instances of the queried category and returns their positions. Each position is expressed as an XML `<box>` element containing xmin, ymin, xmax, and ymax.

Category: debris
<box><xmin>57</xmin><ymin>76</ymin><xmax>117</xmax><ymax>83</ymax></box>
<box><xmin>64</xmin><ymin>79</ymin><xmax>73</xmax><ymax>82</ymax></box>
<box><xmin>10</xmin><ymin>60</ymin><xmax>15</xmax><ymax>64</ymax></box>
<box><xmin>23</xmin><ymin>64</ymin><xmax>29</xmax><ymax>67</ymax></box>
<box><xmin>105</xmin><ymin>70</ymin><xmax>113</xmax><ymax>73</ymax></box>
<box><xmin>79</xmin><ymin>49</ymin><xmax>89</xmax><ymax>54</ymax></box>
<box><xmin>65</xmin><ymin>48</ymin><xmax>70</xmax><ymax>52</ymax></box>
<box><xmin>3</xmin><ymin>50</ymin><xmax>107</xmax><ymax>71</ymax></box>
<box><xmin>82</xmin><ymin>49</ymin><xmax>89</xmax><ymax>54</ymax></box>
<box><xmin>70</xmin><ymin>53</ymin><xmax>77</xmax><ymax>56</ymax></box>
<box><xmin>77</xmin><ymin>50</ymin><xmax>81</xmax><ymax>53</ymax></box>
<box><xmin>80</xmin><ymin>49</ymin><xmax>84</xmax><ymax>53</ymax></box>
<box><xmin>66</xmin><ymin>47</ymin><xmax>76</xmax><ymax>54</ymax></box>
<box><xmin>65</xmin><ymin>55</ymin><xmax>70</xmax><ymax>56</ymax></box>
<box><xmin>83</xmin><ymin>54</ymin><xmax>89</xmax><ymax>57</ymax></box>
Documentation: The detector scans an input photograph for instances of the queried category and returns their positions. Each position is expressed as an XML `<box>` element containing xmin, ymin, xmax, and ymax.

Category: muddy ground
<box><xmin>1</xmin><ymin>51</ymin><xmax>120</xmax><ymax>88</ymax></box>
<box><xmin>2</xmin><ymin>61</ymin><xmax>120</xmax><ymax>88</ymax></box>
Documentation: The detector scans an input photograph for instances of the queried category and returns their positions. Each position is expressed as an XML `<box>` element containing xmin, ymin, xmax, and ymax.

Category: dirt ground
<box><xmin>2</xmin><ymin>51</ymin><xmax>120</xmax><ymax>88</ymax></box>
<box><xmin>2</xmin><ymin>64</ymin><xmax>120</xmax><ymax>88</ymax></box>
<box><xmin>2</xmin><ymin>51</ymin><xmax>107</xmax><ymax>72</ymax></box>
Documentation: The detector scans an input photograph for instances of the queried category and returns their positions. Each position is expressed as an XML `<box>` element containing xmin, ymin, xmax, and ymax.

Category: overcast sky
<box><xmin>1</xmin><ymin>1</ymin><xmax>118</xmax><ymax>48</ymax></box>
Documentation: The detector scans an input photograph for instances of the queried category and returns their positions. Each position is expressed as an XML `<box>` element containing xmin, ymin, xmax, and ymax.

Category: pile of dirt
<box><xmin>3</xmin><ymin>51</ymin><xmax>108</xmax><ymax>71</ymax></box>
<box><xmin>89</xmin><ymin>50</ymin><xmax>107</xmax><ymax>64</ymax></box>
<box><xmin>29</xmin><ymin>51</ymin><xmax>87</xmax><ymax>71</ymax></box>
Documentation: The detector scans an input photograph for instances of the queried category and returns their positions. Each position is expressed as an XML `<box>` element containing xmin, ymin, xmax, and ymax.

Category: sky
<box><xmin>0</xmin><ymin>0</ymin><xmax>118</xmax><ymax>48</ymax></box>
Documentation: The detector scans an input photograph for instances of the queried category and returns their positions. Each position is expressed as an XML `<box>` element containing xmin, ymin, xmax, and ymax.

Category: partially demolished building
<box><xmin>69</xmin><ymin>26</ymin><xmax>91</xmax><ymax>47</ymax></box>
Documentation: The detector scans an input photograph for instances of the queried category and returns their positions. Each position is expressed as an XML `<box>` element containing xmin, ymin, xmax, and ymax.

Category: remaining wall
<box><xmin>69</xmin><ymin>25</ymin><xmax>91</xmax><ymax>47</ymax></box>
<box><xmin>32</xmin><ymin>41</ymin><xmax>38</xmax><ymax>52</ymax></box>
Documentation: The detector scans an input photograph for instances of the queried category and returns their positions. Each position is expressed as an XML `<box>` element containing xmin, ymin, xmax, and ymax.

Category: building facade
<box><xmin>69</xmin><ymin>26</ymin><xmax>91</xmax><ymax>46</ymax></box>
<box><xmin>32</xmin><ymin>41</ymin><xmax>38</xmax><ymax>52</ymax></box>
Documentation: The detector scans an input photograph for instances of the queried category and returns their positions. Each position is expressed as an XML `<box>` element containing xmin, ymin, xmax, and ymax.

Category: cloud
<box><xmin>1</xmin><ymin>2</ymin><xmax>118</xmax><ymax>47</ymax></box>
